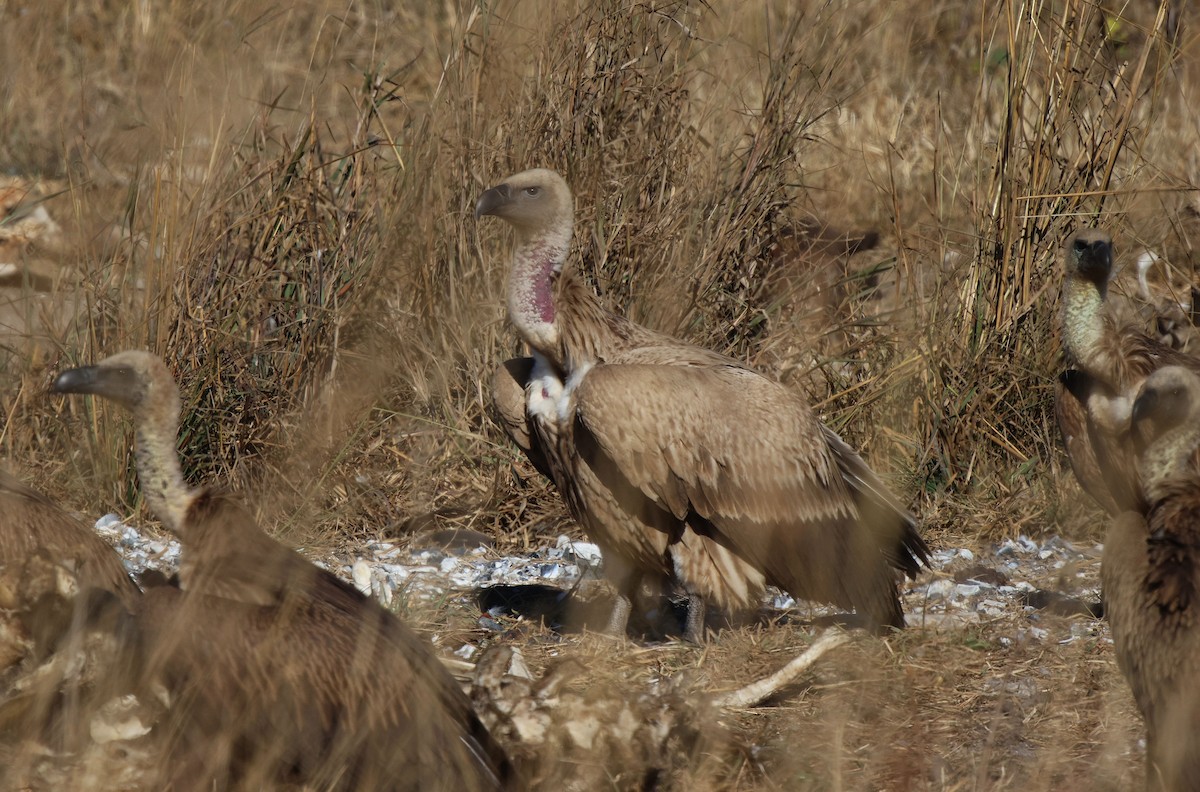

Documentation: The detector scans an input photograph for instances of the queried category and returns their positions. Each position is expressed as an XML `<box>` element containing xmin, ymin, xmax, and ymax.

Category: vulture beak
<box><xmin>1058</xmin><ymin>369</ymin><xmax>1092</xmax><ymax>402</ymax></box>
<box><xmin>1131</xmin><ymin>386</ymin><xmax>1159</xmax><ymax>430</ymax></box>
<box><xmin>51</xmin><ymin>365</ymin><xmax>104</xmax><ymax>395</ymax></box>
<box><xmin>1075</xmin><ymin>237</ymin><xmax>1112</xmax><ymax>280</ymax></box>
<box><xmin>474</xmin><ymin>183</ymin><xmax>512</xmax><ymax>219</ymax></box>
<box><xmin>51</xmin><ymin>364</ymin><xmax>142</xmax><ymax>409</ymax></box>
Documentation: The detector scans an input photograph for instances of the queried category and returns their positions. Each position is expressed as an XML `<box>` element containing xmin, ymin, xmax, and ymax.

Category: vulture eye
<box><xmin>1074</xmin><ymin>238</ymin><xmax>1089</xmax><ymax>253</ymax></box>
<box><xmin>524</xmin><ymin>186</ymin><xmax>541</xmax><ymax>197</ymax></box>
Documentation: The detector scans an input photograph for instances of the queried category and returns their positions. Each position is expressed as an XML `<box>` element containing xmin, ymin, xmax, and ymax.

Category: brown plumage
<box><xmin>0</xmin><ymin>470</ymin><xmax>140</xmax><ymax>749</ymax></box>
<box><xmin>51</xmin><ymin>350</ymin><xmax>511</xmax><ymax>791</ymax></box>
<box><xmin>492</xmin><ymin>357</ymin><xmax>553</xmax><ymax>482</ymax></box>
<box><xmin>0</xmin><ymin>468</ymin><xmax>139</xmax><ymax>668</ymax></box>
<box><xmin>477</xmin><ymin>168</ymin><xmax>928</xmax><ymax>639</ymax></box>
<box><xmin>0</xmin><ymin>469</ymin><xmax>139</xmax><ymax>611</ymax></box>
<box><xmin>1103</xmin><ymin>366</ymin><xmax>1200</xmax><ymax>791</ymax></box>
<box><xmin>1056</xmin><ymin>229</ymin><xmax>1200</xmax><ymax>514</ymax></box>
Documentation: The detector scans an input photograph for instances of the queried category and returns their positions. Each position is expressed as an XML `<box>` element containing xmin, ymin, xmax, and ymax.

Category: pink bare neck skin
<box><xmin>508</xmin><ymin>225</ymin><xmax>570</xmax><ymax>356</ymax></box>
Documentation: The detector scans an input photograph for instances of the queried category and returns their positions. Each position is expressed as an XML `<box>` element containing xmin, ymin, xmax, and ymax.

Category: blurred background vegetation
<box><xmin>0</xmin><ymin>0</ymin><xmax>1193</xmax><ymax>552</ymax></box>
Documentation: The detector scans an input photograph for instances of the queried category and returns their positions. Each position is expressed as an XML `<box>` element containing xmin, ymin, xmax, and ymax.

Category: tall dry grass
<box><xmin>0</xmin><ymin>0</ymin><xmax>1196</xmax><ymax>542</ymax></box>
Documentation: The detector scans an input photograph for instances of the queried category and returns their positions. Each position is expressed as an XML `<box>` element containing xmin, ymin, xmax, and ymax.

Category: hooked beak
<box><xmin>51</xmin><ymin>364</ymin><xmax>142</xmax><ymax>410</ymax></box>
<box><xmin>1075</xmin><ymin>238</ymin><xmax>1112</xmax><ymax>279</ymax></box>
<box><xmin>50</xmin><ymin>365</ymin><xmax>104</xmax><ymax>395</ymax></box>
<box><xmin>474</xmin><ymin>183</ymin><xmax>512</xmax><ymax>219</ymax></box>
<box><xmin>1131</xmin><ymin>386</ymin><xmax>1158</xmax><ymax>429</ymax></box>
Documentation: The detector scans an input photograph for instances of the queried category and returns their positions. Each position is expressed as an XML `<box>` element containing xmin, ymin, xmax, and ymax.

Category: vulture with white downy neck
<box><xmin>50</xmin><ymin>350</ymin><xmax>512</xmax><ymax>791</ymax></box>
<box><xmin>1056</xmin><ymin>229</ymin><xmax>1200</xmax><ymax>515</ymax></box>
<box><xmin>50</xmin><ymin>351</ymin><xmax>309</xmax><ymax>606</ymax></box>
<box><xmin>1103</xmin><ymin>365</ymin><xmax>1200</xmax><ymax>791</ymax></box>
<box><xmin>478</xmin><ymin>168</ymin><xmax>929</xmax><ymax>639</ymax></box>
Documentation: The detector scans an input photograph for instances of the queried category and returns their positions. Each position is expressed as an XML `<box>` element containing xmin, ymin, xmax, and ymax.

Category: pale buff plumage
<box><xmin>1056</xmin><ymin>229</ymin><xmax>1200</xmax><ymax>515</ymax></box>
<box><xmin>478</xmin><ymin>169</ymin><xmax>928</xmax><ymax>638</ymax></box>
<box><xmin>51</xmin><ymin>351</ymin><xmax>511</xmax><ymax>792</ymax></box>
<box><xmin>50</xmin><ymin>351</ymin><xmax>294</xmax><ymax>605</ymax></box>
<box><xmin>1103</xmin><ymin>366</ymin><xmax>1200</xmax><ymax>791</ymax></box>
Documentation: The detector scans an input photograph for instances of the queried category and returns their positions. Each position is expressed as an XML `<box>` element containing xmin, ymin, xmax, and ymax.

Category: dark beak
<box><xmin>474</xmin><ymin>183</ymin><xmax>512</xmax><ymax>219</ymax></box>
<box><xmin>1131</xmin><ymin>386</ymin><xmax>1158</xmax><ymax>429</ymax></box>
<box><xmin>1075</xmin><ymin>239</ymin><xmax>1112</xmax><ymax>278</ymax></box>
<box><xmin>1058</xmin><ymin>369</ymin><xmax>1094</xmax><ymax>402</ymax></box>
<box><xmin>50</xmin><ymin>365</ymin><xmax>103</xmax><ymax>395</ymax></box>
<box><xmin>51</xmin><ymin>364</ymin><xmax>141</xmax><ymax>409</ymax></box>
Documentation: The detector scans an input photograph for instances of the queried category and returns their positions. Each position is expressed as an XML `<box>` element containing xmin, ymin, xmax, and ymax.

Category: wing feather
<box><xmin>1056</xmin><ymin>368</ymin><xmax>1146</xmax><ymax>514</ymax></box>
<box><xmin>0</xmin><ymin>468</ymin><xmax>140</xmax><ymax>608</ymax></box>
<box><xmin>575</xmin><ymin>363</ymin><xmax>852</xmax><ymax>525</ymax></box>
<box><xmin>572</xmin><ymin>362</ymin><xmax>920</xmax><ymax>627</ymax></box>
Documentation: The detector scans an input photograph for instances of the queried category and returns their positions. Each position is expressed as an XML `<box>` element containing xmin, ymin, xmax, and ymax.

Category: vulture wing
<box><xmin>0</xmin><ymin>468</ymin><xmax>140</xmax><ymax>609</ymax></box>
<box><xmin>570</xmin><ymin>362</ymin><xmax>918</xmax><ymax>628</ymax></box>
<box><xmin>491</xmin><ymin>357</ymin><xmax>554</xmax><ymax>481</ymax></box>
<box><xmin>136</xmin><ymin>584</ymin><xmax>509</xmax><ymax>791</ymax></box>
<box><xmin>1055</xmin><ymin>369</ymin><xmax>1140</xmax><ymax>514</ymax></box>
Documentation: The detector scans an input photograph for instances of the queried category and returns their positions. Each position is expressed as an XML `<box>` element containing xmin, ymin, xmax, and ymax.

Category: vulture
<box><xmin>0</xmin><ymin>468</ymin><xmax>139</xmax><ymax>625</ymax></box>
<box><xmin>1103</xmin><ymin>365</ymin><xmax>1200</xmax><ymax>791</ymax></box>
<box><xmin>1056</xmin><ymin>229</ymin><xmax>1200</xmax><ymax>514</ymax></box>
<box><xmin>478</xmin><ymin>168</ymin><xmax>929</xmax><ymax>640</ymax></box>
<box><xmin>50</xmin><ymin>350</ymin><xmax>512</xmax><ymax>791</ymax></box>
<box><xmin>0</xmin><ymin>470</ymin><xmax>140</xmax><ymax>743</ymax></box>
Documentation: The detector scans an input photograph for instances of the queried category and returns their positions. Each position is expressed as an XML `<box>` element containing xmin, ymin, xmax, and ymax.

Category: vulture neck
<box><xmin>509</xmin><ymin>225</ymin><xmax>622</xmax><ymax>372</ymax></box>
<box><xmin>1062</xmin><ymin>274</ymin><xmax>1111</xmax><ymax>378</ymax></box>
<box><xmin>508</xmin><ymin>225</ymin><xmax>571</xmax><ymax>361</ymax></box>
<box><xmin>132</xmin><ymin>392</ymin><xmax>194</xmax><ymax>535</ymax></box>
<box><xmin>1140</xmin><ymin>425</ymin><xmax>1200</xmax><ymax>504</ymax></box>
<box><xmin>553</xmin><ymin>269</ymin><xmax>629</xmax><ymax>371</ymax></box>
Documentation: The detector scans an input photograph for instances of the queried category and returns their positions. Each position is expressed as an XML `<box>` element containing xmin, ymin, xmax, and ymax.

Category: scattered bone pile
<box><xmin>93</xmin><ymin>514</ymin><xmax>1105</xmax><ymax>649</ymax></box>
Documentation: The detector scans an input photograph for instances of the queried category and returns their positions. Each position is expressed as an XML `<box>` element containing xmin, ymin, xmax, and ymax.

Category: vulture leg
<box><xmin>491</xmin><ymin>357</ymin><xmax>553</xmax><ymax>481</ymax></box>
<box><xmin>601</xmin><ymin>553</ymin><xmax>641</xmax><ymax>637</ymax></box>
<box><xmin>605</xmin><ymin>596</ymin><xmax>633</xmax><ymax>637</ymax></box>
<box><xmin>682</xmin><ymin>592</ymin><xmax>707</xmax><ymax>644</ymax></box>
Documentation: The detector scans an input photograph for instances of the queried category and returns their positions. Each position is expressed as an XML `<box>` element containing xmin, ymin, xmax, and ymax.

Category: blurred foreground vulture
<box><xmin>477</xmin><ymin>168</ymin><xmax>929</xmax><ymax>640</ymax></box>
<box><xmin>51</xmin><ymin>351</ymin><xmax>512</xmax><ymax>791</ymax></box>
<box><xmin>0</xmin><ymin>470</ymin><xmax>140</xmax><ymax>744</ymax></box>
<box><xmin>1103</xmin><ymin>366</ymin><xmax>1200</xmax><ymax>791</ymax></box>
<box><xmin>1056</xmin><ymin>229</ymin><xmax>1200</xmax><ymax>515</ymax></box>
<box><xmin>0</xmin><ymin>469</ymin><xmax>139</xmax><ymax>640</ymax></box>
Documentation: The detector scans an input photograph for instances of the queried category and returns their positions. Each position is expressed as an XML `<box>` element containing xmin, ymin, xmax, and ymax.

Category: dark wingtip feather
<box><xmin>898</xmin><ymin>515</ymin><xmax>932</xmax><ymax>579</ymax></box>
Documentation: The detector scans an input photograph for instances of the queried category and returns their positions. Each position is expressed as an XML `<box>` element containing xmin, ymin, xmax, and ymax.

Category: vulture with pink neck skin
<box><xmin>1103</xmin><ymin>365</ymin><xmax>1200</xmax><ymax>791</ymax></box>
<box><xmin>1056</xmin><ymin>229</ymin><xmax>1200</xmax><ymax>515</ymax></box>
<box><xmin>478</xmin><ymin>168</ymin><xmax>929</xmax><ymax>639</ymax></box>
<box><xmin>50</xmin><ymin>351</ymin><xmax>512</xmax><ymax>792</ymax></box>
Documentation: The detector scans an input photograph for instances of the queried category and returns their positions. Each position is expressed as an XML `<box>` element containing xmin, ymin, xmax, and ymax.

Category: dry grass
<box><xmin>1</xmin><ymin>0</ymin><xmax>1197</xmax><ymax>787</ymax></box>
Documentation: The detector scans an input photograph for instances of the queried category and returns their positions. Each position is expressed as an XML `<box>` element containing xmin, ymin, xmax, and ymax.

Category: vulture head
<box><xmin>1132</xmin><ymin>365</ymin><xmax>1200</xmax><ymax>452</ymax></box>
<box><xmin>51</xmin><ymin>350</ymin><xmax>191</xmax><ymax>531</ymax></box>
<box><xmin>51</xmin><ymin>350</ymin><xmax>179</xmax><ymax>422</ymax></box>
<box><xmin>1064</xmin><ymin>228</ymin><xmax>1114</xmax><ymax>289</ymax></box>
<box><xmin>475</xmin><ymin>168</ymin><xmax>573</xmax><ymax>240</ymax></box>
